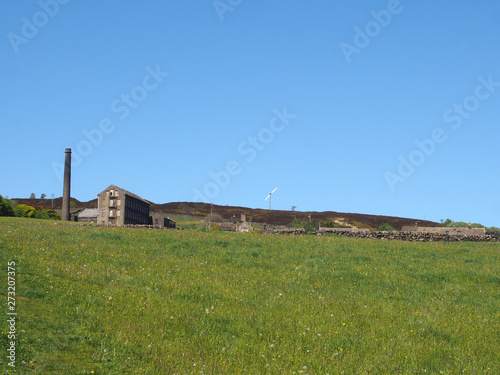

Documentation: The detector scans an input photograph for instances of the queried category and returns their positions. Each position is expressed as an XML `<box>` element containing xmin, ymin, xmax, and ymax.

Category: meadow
<box><xmin>0</xmin><ymin>217</ymin><xmax>499</xmax><ymax>374</ymax></box>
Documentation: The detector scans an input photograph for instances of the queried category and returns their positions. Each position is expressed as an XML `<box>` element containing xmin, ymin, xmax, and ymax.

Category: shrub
<box><xmin>35</xmin><ymin>208</ymin><xmax>60</xmax><ymax>220</ymax></box>
<box><xmin>319</xmin><ymin>218</ymin><xmax>343</xmax><ymax>228</ymax></box>
<box><xmin>0</xmin><ymin>195</ymin><xmax>15</xmax><ymax>217</ymax></box>
<box><xmin>291</xmin><ymin>217</ymin><xmax>319</xmax><ymax>232</ymax></box>
<box><xmin>14</xmin><ymin>204</ymin><xmax>36</xmax><ymax>218</ymax></box>
<box><xmin>205</xmin><ymin>213</ymin><xmax>224</xmax><ymax>223</ymax></box>
<box><xmin>12</xmin><ymin>202</ymin><xmax>60</xmax><ymax>220</ymax></box>
<box><xmin>35</xmin><ymin>209</ymin><xmax>50</xmax><ymax>220</ymax></box>
<box><xmin>487</xmin><ymin>227</ymin><xmax>500</xmax><ymax>235</ymax></box>
<box><xmin>378</xmin><ymin>223</ymin><xmax>397</xmax><ymax>231</ymax></box>
<box><xmin>291</xmin><ymin>217</ymin><xmax>302</xmax><ymax>228</ymax></box>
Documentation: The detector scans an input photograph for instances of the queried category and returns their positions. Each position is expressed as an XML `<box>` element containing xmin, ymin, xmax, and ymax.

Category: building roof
<box><xmin>98</xmin><ymin>184</ymin><xmax>152</xmax><ymax>204</ymax></box>
<box><xmin>78</xmin><ymin>208</ymin><xmax>98</xmax><ymax>218</ymax></box>
<box><xmin>151</xmin><ymin>212</ymin><xmax>176</xmax><ymax>222</ymax></box>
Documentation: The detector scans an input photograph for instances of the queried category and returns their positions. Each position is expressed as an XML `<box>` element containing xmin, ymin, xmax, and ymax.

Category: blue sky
<box><xmin>1</xmin><ymin>1</ymin><xmax>499</xmax><ymax>227</ymax></box>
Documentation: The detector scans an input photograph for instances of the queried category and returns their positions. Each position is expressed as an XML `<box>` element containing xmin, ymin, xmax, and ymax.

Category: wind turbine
<box><xmin>265</xmin><ymin>187</ymin><xmax>278</xmax><ymax>210</ymax></box>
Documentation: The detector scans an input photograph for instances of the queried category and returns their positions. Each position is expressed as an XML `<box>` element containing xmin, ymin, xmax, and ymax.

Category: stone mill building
<box><xmin>97</xmin><ymin>184</ymin><xmax>150</xmax><ymax>225</ymax></box>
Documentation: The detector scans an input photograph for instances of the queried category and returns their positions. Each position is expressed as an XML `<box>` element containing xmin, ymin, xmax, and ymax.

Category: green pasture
<box><xmin>0</xmin><ymin>217</ymin><xmax>498</xmax><ymax>374</ymax></box>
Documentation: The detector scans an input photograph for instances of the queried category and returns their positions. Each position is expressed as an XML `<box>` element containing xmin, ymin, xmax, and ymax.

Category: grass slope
<box><xmin>0</xmin><ymin>217</ymin><xmax>499</xmax><ymax>374</ymax></box>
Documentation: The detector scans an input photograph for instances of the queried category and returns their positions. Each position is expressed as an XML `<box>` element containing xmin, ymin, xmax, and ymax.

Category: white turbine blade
<box><xmin>271</xmin><ymin>187</ymin><xmax>278</xmax><ymax>194</ymax></box>
<box><xmin>265</xmin><ymin>194</ymin><xmax>271</xmax><ymax>201</ymax></box>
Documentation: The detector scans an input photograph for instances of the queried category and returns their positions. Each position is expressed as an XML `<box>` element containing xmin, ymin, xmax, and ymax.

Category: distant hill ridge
<box><xmin>15</xmin><ymin>197</ymin><xmax>440</xmax><ymax>230</ymax></box>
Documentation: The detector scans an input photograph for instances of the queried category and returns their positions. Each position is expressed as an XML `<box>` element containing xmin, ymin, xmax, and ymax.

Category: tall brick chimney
<box><xmin>61</xmin><ymin>148</ymin><xmax>71</xmax><ymax>221</ymax></box>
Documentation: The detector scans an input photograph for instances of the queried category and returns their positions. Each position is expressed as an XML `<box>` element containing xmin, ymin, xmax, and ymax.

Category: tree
<box><xmin>0</xmin><ymin>195</ymin><xmax>15</xmax><ymax>217</ymax></box>
<box><xmin>41</xmin><ymin>193</ymin><xmax>46</xmax><ymax>199</ymax></box>
<box><xmin>29</xmin><ymin>193</ymin><xmax>36</xmax><ymax>199</ymax></box>
<box><xmin>291</xmin><ymin>206</ymin><xmax>296</xmax><ymax>212</ymax></box>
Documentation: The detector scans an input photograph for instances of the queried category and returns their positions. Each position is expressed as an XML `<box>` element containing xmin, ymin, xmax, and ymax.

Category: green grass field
<box><xmin>0</xmin><ymin>217</ymin><xmax>499</xmax><ymax>374</ymax></box>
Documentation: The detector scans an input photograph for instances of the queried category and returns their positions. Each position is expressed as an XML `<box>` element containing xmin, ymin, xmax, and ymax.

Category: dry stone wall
<box><xmin>273</xmin><ymin>228</ymin><xmax>306</xmax><ymax>235</ymax></box>
<box><xmin>316</xmin><ymin>230</ymin><xmax>499</xmax><ymax>242</ymax></box>
<box><xmin>318</xmin><ymin>228</ymin><xmax>370</xmax><ymax>234</ymax></box>
<box><xmin>402</xmin><ymin>226</ymin><xmax>486</xmax><ymax>236</ymax></box>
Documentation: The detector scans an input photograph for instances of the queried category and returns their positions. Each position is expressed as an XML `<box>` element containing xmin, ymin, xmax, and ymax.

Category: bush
<box><xmin>487</xmin><ymin>227</ymin><xmax>500</xmax><ymax>235</ymax></box>
<box><xmin>0</xmin><ymin>195</ymin><xmax>15</xmax><ymax>217</ymax></box>
<box><xmin>303</xmin><ymin>220</ymin><xmax>319</xmax><ymax>233</ymax></box>
<box><xmin>378</xmin><ymin>223</ymin><xmax>396</xmax><ymax>231</ymax></box>
<box><xmin>291</xmin><ymin>217</ymin><xmax>302</xmax><ymax>228</ymax></box>
<box><xmin>14</xmin><ymin>204</ymin><xmax>36</xmax><ymax>218</ymax></box>
<box><xmin>35</xmin><ymin>209</ymin><xmax>50</xmax><ymax>220</ymax></box>
<box><xmin>35</xmin><ymin>208</ymin><xmax>61</xmax><ymax>220</ymax></box>
<box><xmin>319</xmin><ymin>218</ymin><xmax>343</xmax><ymax>228</ymax></box>
<box><xmin>205</xmin><ymin>214</ymin><xmax>224</xmax><ymax>224</ymax></box>
<box><xmin>12</xmin><ymin>203</ymin><xmax>60</xmax><ymax>220</ymax></box>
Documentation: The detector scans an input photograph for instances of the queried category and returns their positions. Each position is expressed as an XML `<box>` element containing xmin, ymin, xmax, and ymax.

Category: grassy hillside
<box><xmin>15</xmin><ymin>198</ymin><xmax>441</xmax><ymax>229</ymax></box>
<box><xmin>0</xmin><ymin>217</ymin><xmax>499</xmax><ymax>374</ymax></box>
<box><xmin>150</xmin><ymin>202</ymin><xmax>441</xmax><ymax>229</ymax></box>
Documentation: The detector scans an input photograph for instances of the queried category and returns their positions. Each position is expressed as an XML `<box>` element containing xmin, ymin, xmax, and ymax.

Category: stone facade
<box><xmin>77</xmin><ymin>208</ymin><xmax>98</xmax><ymax>223</ymax></box>
<box><xmin>97</xmin><ymin>184</ymin><xmax>150</xmax><ymax>226</ymax></box>
<box><xmin>236</xmin><ymin>221</ymin><xmax>253</xmax><ymax>232</ymax></box>
<box><xmin>151</xmin><ymin>212</ymin><xmax>176</xmax><ymax>229</ymax></box>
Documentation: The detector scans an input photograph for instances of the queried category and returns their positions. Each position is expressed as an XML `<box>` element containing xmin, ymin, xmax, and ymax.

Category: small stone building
<box><xmin>208</xmin><ymin>212</ymin><xmax>254</xmax><ymax>232</ymax></box>
<box><xmin>97</xmin><ymin>184</ymin><xmax>150</xmax><ymax>225</ymax></box>
<box><xmin>151</xmin><ymin>212</ymin><xmax>176</xmax><ymax>229</ymax></box>
<box><xmin>236</xmin><ymin>221</ymin><xmax>254</xmax><ymax>233</ymax></box>
<box><xmin>77</xmin><ymin>208</ymin><xmax>98</xmax><ymax>223</ymax></box>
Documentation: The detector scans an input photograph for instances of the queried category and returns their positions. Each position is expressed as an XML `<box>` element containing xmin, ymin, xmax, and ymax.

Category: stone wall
<box><xmin>318</xmin><ymin>228</ymin><xmax>370</xmax><ymax>234</ymax></box>
<box><xmin>316</xmin><ymin>230</ymin><xmax>498</xmax><ymax>242</ymax></box>
<box><xmin>402</xmin><ymin>226</ymin><xmax>486</xmax><ymax>236</ymax></box>
<box><xmin>209</xmin><ymin>222</ymin><xmax>236</xmax><ymax>231</ymax></box>
<box><xmin>273</xmin><ymin>228</ymin><xmax>306</xmax><ymax>235</ymax></box>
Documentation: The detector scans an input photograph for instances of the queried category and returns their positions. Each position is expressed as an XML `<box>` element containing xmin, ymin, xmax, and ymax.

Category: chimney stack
<box><xmin>61</xmin><ymin>148</ymin><xmax>71</xmax><ymax>221</ymax></box>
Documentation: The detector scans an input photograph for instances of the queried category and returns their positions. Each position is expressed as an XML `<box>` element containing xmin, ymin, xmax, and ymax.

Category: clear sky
<box><xmin>1</xmin><ymin>1</ymin><xmax>499</xmax><ymax>227</ymax></box>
